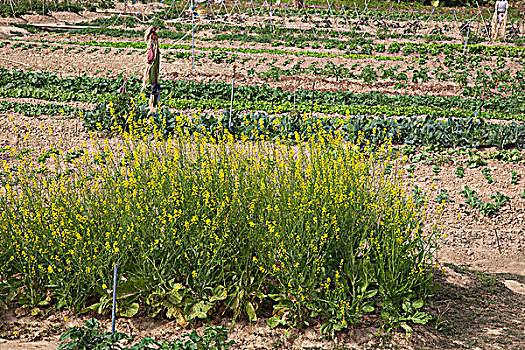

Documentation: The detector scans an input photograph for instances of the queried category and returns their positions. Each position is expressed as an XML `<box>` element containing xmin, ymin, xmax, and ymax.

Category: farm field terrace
<box><xmin>0</xmin><ymin>1</ymin><xmax>524</xmax><ymax>349</ymax></box>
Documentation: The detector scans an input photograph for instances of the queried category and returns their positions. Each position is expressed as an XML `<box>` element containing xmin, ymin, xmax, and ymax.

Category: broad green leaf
<box><xmin>166</xmin><ymin>305</ymin><xmax>187</xmax><ymax>327</ymax></box>
<box><xmin>267</xmin><ymin>315</ymin><xmax>286</xmax><ymax>329</ymax></box>
<box><xmin>362</xmin><ymin>305</ymin><xmax>374</xmax><ymax>313</ymax></box>
<box><xmin>412</xmin><ymin>299</ymin><xmax>424</xmax><ymax>309</ymax></box>
<box><xmin>189</xmin><ymin>301</ymin><xmax>213</xmax><ymax>320</ymax></box>
<box><xmin>245</xmin><ymin>302</ymin><xmax>257</xmax><ymax>322</ymax></box>
<box><xmin>119</xmin><ymin>302</ymin><xmax>139</xmax><ymax>318</ymax></box>
<box><xmin>209</xmin><ymin>285</ymin><xmax>228</xmax><ymax>302</ymax></box>
<box><xmin>400</xmin><ymin>322</ymin><xmax>413</xmax><ymax>334</ymax></box>
<box><xmin>80</xmin><ymin>303</ymin><xmax>101</xmax><ymax>314</ymax></box>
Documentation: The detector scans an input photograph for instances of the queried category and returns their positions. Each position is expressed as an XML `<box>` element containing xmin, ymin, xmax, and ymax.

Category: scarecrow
<box><xmin>142</xmin><ymin>26</ymin><xmax>161</xmax><ymax>114</ymax></box>
<box><xmin>491</xmin><ymin>0</ymin><xmax>509</xmax><ymax>41</ymax></box>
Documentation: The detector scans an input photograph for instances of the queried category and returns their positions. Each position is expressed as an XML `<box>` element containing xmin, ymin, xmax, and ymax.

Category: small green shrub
<box><xmin>59</xmin><ymin>319</ymin><xmax>234</xmax><ymax>350</ymax></box>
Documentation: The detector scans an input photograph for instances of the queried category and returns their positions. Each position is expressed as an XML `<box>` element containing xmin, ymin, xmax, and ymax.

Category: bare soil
<box><xmin>408</xmin><ymin>157</ymin><xmax>525</xmax><ymax>277</ymax></box>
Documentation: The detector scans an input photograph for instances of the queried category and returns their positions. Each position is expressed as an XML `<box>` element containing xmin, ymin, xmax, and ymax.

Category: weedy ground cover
<box><xmin>0</xmin><ymin>112</ymin><xmax>442</xmax><ymax>334</ymax></box>
<box><xmin>58</xmin><ymin>319</ymin><xmax>234</xmax><ymax>350</ymax></box>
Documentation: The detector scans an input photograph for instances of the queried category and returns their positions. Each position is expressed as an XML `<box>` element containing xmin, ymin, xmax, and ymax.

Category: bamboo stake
<box><xmin>229</xmin><ymin>64</ymin><xmax>236</xmax><ymax>129</ymax></box>
<box><xmin>191</xmin><ymin>0</ymin><xmax>195</xmax><ymax>73</ymax></box>
<box><xmin>454</xmin><ymin>8</ymin><xmax>464</xmax><ymax>40</ymax></box>
<box><xmin>0</xmin><ymin>56</ymin><xmax>28</xmax><ymax>66</ymax></box>
<box><xmin>476</xmin><ymin>1</ymin><xmax>489</xmax><ymax>38</ymax></box>
<box><xmin>494</xmin><ymin>229</ymin><xmax>502</xmax><ymax>254</ymax></box>
<box><xmin>9</xmin><ymin>0</ymin><xmax>16</xmax><ymax>17</ymax></box>
<box><xmin>353</xmin><ymin>1</ymin><xmax>360</xmax><ymax>31</ymax></box>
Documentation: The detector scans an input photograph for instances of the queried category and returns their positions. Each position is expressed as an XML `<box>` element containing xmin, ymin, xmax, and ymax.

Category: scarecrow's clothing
<box><xmin>146</xmin><ymin>43</ymin><xmax>160</xmax><ymax>85</ymax></box>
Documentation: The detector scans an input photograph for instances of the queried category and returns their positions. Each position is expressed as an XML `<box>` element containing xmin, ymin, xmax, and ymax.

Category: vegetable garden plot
<box><xmin>2</xmin><ymin>66</ymin><xmax>525</xmax><ymax>122</ymax></box>
<box><xmin>1</xmin><ymin>1</ymin><xmax>525</xmax><ymax>347</ymax></box>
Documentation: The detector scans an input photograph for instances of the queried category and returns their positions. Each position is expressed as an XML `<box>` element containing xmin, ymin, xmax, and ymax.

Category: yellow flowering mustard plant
<box><xmin>0</xmin><ymin>109</ymin><xmax>441</xmax><ymax>332</ymax></box>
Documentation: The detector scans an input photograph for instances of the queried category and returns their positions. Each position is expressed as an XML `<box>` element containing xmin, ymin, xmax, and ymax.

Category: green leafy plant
<box><xmin>406</xmin><ymin>164</ymin><xmax>415</xmax><ymax>178</ymax></box>
<box><xmin>225</xmin><ymin>54</ymin><xmax>238</xmax><ymax>64</ymax></box>
<box><xmin>460</xmin><ymin>186</ymin><xmax>480</xmax><ymax>209</ymax></box>
<box><xmin>59</xmin><ymin>319</ymin><xmax>234</xmax><ymax>350</ymax></box>
<box><xmin>460</xmin><ymin>186</ymin><xmax>509</xmax><ymax>216</ymax></box>
<box><xmin>491</xmin><ymin>192</ymin><xmax>510</xmax><ymax>208</ymax></box>
<box><xmin>487</xmin><ymin>149</ymin><xmax>524</xmax><ymax>163</ymax></box>
<box><xmin>360</xmin><ymin>64</ymin><xmax>378</xmax><ymax>84</ymax></box>
<box><xmin>481</xmin><ymin>168</ymin><xmax>494</xmax><ymax>184</ymax></box>
<box><xmin>436</xmin><ymin>189</ymin><xmax>450</xmax><ymax>203</ymax></box>
<box><xmin>467</xmin><ymin>154</ymin><xmax>487</xmax><ymax>168</ymax></box>
<box><xmin>58</xmin><ymin>319</ymin><xmax>130</xmax><ymax>350</ymax></box>
<box><xmin>209</xmin><ymin>51</ymin><xmax>228</xmax><ymax>64</ymax></box>
<box><xmin>455</xmin><ymin>166</ymin><xmax>465</xmax><ymax>178</ymax></box>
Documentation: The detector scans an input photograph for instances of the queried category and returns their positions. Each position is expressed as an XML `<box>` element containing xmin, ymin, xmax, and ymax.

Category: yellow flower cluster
<box><xmin>0</xmin><ymin>110</ymin><xmax>441</xmax><ymax>325</ymax></box>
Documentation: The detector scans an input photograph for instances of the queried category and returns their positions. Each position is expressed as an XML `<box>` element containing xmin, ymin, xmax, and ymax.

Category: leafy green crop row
<box><xmin>388</xmin><ymin>41</ymin><xmax>525</xmax><ymax>58</ymax></box>
<box><xmin>0</xmin><ymin>100</ymin><xmax>76</xmax><ymax>116</ymax></box>
<box><xmin>0</xmin><ymin>87</ymin><xmax>110</xmax><ymax>104</ymax></box>
<box><xmin>82</xmin><ymin>101</ymin><xmax>525</xmax><ymax>149</ymax></box>
<box><xmin>22</xmin><ymin>27</ymin><xmax>525</xmax><ymax>59</ymax></box>
<box><xmin>1</xmin><ymin>67</ymin><xmax>524</xmax><ymax>121</ymax></box>
<box><xmin>13</xmin><ymin>38</ymin><xmax>402</xmax><ymax>61</ymax></box>
<box><xmin>163</xmin><ymin>97</ymin><xmax>521</xmax><ymax>122</ymax></box>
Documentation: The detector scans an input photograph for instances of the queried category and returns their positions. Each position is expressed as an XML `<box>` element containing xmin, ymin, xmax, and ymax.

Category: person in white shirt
<box><xmin>496</xmin><ymin>0</ymin><xmax>508</xmax><ymax>22</ymax></box>
<box><xmin>492</xmin><ymin>0</ymin><xmax>509</xmax><ymax>40</ymax></box>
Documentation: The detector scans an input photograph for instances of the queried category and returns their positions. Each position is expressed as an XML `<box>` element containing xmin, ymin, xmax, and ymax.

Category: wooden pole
<box><xmin>229</xmin><ymin>64</ymin><xmax>236</xmax><ymax>129</ymax></box>
<box><xmin>476</xmin><ymin>1</ymin><xmax>489</xmax><ymax>39</ymax></box>
<box><xmin>9</xmin><ymin>0</ymin><xmax>16</xmax><ymax>17</ymax></box>
<box><xmin>310</xmin><ymin>81</ymin><xmax>315</xmax><ymax>115</ymax></box>
<box><xmin>191</xmin><ymin>0</ymin><xmax>195</xmax><ymax>73</ymax></box>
